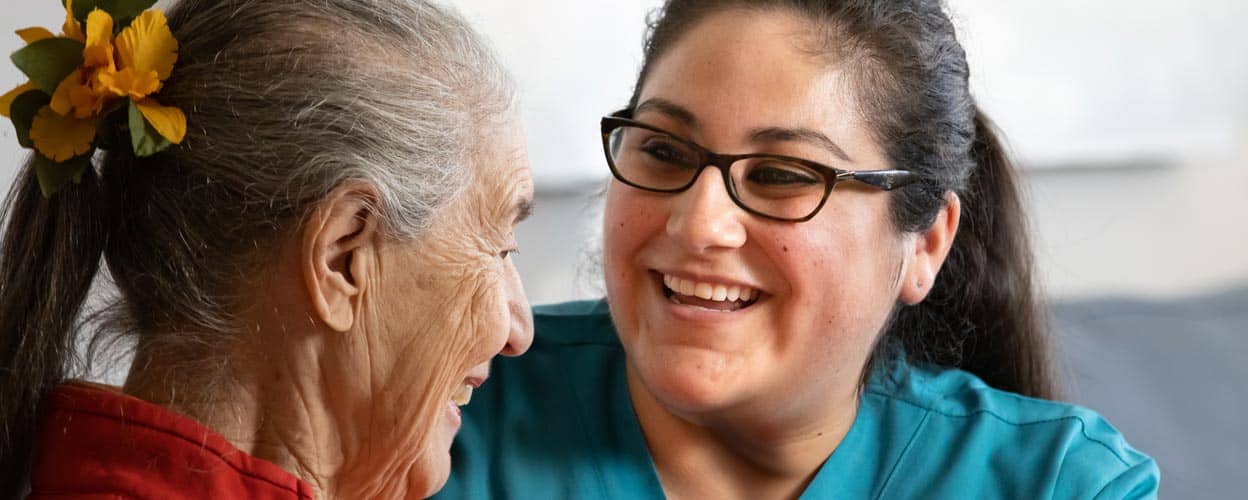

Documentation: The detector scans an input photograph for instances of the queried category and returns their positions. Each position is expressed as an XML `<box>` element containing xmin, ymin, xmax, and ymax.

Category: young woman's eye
<box><xmin>640</xmin><ymin>139</ymin><xmax>694</xmax><ymax>166</ymax></box>
<box><xmin>746</xmin><ymin>165</ymin><xmax>821</xmax><ymax>186</ymax></box>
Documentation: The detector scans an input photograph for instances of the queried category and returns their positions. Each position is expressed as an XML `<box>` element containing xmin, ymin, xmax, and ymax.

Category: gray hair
<box><xmin>97</xmin><ymin>0</ymin><xmax>516</xmax><ymax>341</ymax></box>
<box><xmin>0</xmin><ymin>1</ymin><xmax>515</xmax><ymax>484</ymax></box>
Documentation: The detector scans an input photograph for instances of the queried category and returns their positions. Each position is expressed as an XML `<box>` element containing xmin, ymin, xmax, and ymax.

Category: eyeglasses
<box><xmin>600</xmin><ymin>111</ymin><xmax>917</xmax><ymax>222</ymax></box>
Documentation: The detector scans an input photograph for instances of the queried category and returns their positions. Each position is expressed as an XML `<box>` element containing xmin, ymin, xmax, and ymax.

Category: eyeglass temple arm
<box><xmin>842</xmin><ymin>169</ymin><xmax>917</xmax><ymax>191</ymax></box>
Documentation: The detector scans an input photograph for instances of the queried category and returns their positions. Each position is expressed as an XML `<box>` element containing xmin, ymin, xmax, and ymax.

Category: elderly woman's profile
<box><xmin>0</xmin><ymin>0</ymin><xmax>531</xmax><ymax>498</ymax></box>
<box><xmin>437</xmin><ymin>0</ymin><xmax>1160</xmax><ymax>499</ymax></box>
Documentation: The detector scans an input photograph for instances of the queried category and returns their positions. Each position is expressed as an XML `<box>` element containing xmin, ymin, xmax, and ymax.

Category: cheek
<box><xmin>602</xmin><ymin>187</ymin><xmax>665</xmax><ymax>324</ymax></box>
<box><xmin>453</xmin><ymin>265</ymin><xmax>512</xmax><ymax>360</ymax></box>
<box><xmin>603</xmin><ymin>185</ymin><xmax>664</xmax><ymax>274</ymax></box>
<box><xmin>771</xmin><ymin>206</ymin><xmax>904</xmax><ymax>348</ymax></box>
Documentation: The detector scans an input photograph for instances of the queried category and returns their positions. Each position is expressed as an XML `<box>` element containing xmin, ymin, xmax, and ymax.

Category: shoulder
<box><xmin>438</xmin><ymin>300</ymin><xmax>660</xmax><ymax>499</ymax></box>
<box><xmin>531</xmin><ymin>299</ymin><xmax>618</xmax><ymax>347</ymax></box>
<box><xmin>868</xmin><ymin>362</ymin><xmax>1159</xmax><ymax>499</ymax></box>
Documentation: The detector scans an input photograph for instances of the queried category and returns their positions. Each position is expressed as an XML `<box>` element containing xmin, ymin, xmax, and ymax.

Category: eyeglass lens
<box><xmin>607</xmin><ymin>125</ymin><xmax>828</xmax><ymax>220</ymax></box>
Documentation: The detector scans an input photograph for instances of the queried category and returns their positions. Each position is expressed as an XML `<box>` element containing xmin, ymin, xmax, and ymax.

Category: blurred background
<box><xmin>3</xmin><ymin>0</ymin><xmax>1245</xmax><ymax>497</ymax></box>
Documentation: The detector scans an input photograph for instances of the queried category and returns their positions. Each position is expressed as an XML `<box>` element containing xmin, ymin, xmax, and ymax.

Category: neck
<box><xmin>122</xmin><ymin>317</ymin><xmax>421</xmax><ymax>496</ymax></box>
<box><xmin>627</xmin><ymin>365</ymin><xmax>859</xmax><ymax>500</ymax></box>
<box><xmin>123</xmin><ymin>332</ymin><xmax>344</xmax><ymax>496</ymax></box>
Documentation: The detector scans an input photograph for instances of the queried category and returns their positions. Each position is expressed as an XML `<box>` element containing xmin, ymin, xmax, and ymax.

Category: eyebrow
<box><xmin>634</xmin><ymin>98</ymin><xmax>699</xmax><ymax>128</ymax></box>
<box><xmin>635</xmin><ymin>98</ymin><xmax>852</xmax><ymax>162</ymax></box>
<box><xmin>514</xmin><ymin>198</ymin><xmax>533</xmax><ymax>224</ymax></box>
<box><xmin>749</xmin><ymin>127</ymin><xmax>852</xmax><ymax>162</ymax></box>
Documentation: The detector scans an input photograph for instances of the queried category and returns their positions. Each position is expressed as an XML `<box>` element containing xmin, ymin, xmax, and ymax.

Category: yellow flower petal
<box><xmin>98</xmin><ymin>68</ymin><xmax>161</xmax><ymax>100</ymax></box>
<box><xmin>83</xmin><ymin>9</ymin><xmax>115</xmax><ymax>70</ymax></box>
<box><xmin>50</xmin><ymin>69</ymin><xmax>83</xmax><ymax>115</ymax></box>
<box><xmin>30</xmin><ymin>105</ymin><xmax>96</xmax><ymax>161</ymax></box>
<box><xmin>51</xmin><ymin>69</ymin><xmax>108</xmax><ymax>119</ymax></box>
<box><xmin>0</xmin><ymin>82</ymin><xmax>38</xmax><ymax>118</ymax></box>
<box><xmin>16</xmin><ymin>27</ymin><xmax>55</xmax><ymax>44</ymax></box>
<box><xmin>115</xmin><ymin>10</ymin><xmax>177</xmax><ymax>81</ymax></box>
<box><xmin>63</xmin><ymin>0</ymin><xmax>85</xmax><ymax>42</ymax></box>
<box><xmin>135</xmin><ymin>98</ymin><xmax>186</xmax><ymax>144</ymax></box>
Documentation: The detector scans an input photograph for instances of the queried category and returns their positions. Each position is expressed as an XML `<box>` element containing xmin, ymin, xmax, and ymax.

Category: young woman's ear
<box><xmin>301</xmin><ymin>183</ymin><xmax>381</xmax><ymax>332</ymax></box>
<box><xmin>899</xmin><ymin>192</ymin><xmax>961</xmax><ymax>305</ymax></box>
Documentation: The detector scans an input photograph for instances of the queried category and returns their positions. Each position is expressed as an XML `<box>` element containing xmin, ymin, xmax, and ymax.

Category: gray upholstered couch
<box><xmin>1053</xmin><ymin>285</ymin><xmax>1247</xmax><ymax>499</ymax></box>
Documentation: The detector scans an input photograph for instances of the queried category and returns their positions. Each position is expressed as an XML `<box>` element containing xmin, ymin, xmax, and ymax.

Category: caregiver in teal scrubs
<box><xmin>436</xmin><ymin>0</ymin><xmax>1158</xmax><ymax>498</ymax></box>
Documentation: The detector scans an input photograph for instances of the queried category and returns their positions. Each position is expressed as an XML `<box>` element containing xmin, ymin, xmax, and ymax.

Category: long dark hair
<box><xmin>0</xmin><ymin>158</ymin><xmax>108</xmax><ymax>493</ymax></box>
<box><xmin>631</xmin><ymin>0</ymin><xmax>1056</xmax><ymax>399</ymax></box>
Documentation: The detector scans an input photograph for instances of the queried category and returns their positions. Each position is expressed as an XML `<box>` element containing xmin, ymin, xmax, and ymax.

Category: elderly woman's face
<box><xmin>604</xmin><ymin>10</ymin><xmax>909</xmax><ymax>426</ymax></box>
<box><xmin>356</xmin><ymin>121</ymin><xmax>534</xmax><ymax>495</ymax></box>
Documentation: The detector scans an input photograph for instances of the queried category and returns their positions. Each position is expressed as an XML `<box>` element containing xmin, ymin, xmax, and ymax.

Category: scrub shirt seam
<box><xmin>873</xmin><ymin>407</ymin><xmax>933</xmax><ymax>500</ymax></box>
<box><xmin>1091</xmin><ymin>462</ymin><xmax>1149</xmax><ymax>500</ymax></box>
<box><xmin>867</xmin><ymin>390</ymin><xmax>1136</xmax><ymax>469</ymax></box>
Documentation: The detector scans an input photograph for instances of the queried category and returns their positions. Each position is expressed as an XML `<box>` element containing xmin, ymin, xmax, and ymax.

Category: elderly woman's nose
<box><xmin>665</xmin><ymin>168</ymin><xmax>748</xmax><ymax>253</ymax></box>
<box><xmin>501</xmin><ymin>270</ymin><xmax>533</xmax><ymax>357</ymax></box>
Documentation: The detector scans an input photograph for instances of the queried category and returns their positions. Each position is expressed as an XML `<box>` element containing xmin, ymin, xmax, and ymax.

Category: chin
<box><xmin>407</xmin><ymin>415</ymin><xmax>456</xmax><ymax>498</ymax></box>
<box><xmin>409</xmin><ymin>449</ymin><xmax>451</xmax><ymax>499</ymax></box>
<box><xmin>632</xmin><ymin>345</ymin><xmax>752</xmax><ymax>415</ymax></box>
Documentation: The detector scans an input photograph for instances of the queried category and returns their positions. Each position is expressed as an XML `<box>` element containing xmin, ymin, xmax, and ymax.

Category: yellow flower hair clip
<box><xmin>0</xmin><ymin>0</ymin><xmax>186</xmax><ymax>197</ymax></box>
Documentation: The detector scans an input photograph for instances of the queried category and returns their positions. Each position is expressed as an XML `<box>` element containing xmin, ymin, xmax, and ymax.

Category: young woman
<box><xmin>438</xmin><ymin>1</ymin><xmax>1158</xmax><ymax>498</ymax></box>
<box><xmin>0</xmin><ymin>0</ymin><xmax>532</xmax><ymax>498</ymax></box>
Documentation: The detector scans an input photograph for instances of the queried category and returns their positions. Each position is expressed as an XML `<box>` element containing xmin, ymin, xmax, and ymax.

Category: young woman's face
<box><xmin>604</xmin><ymin>9</ymin><xmax>912</xmax><ymax>427</ymax></box>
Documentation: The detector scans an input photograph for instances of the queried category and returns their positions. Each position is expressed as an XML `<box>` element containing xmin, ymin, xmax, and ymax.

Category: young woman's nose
<box><xmin>665</xmin><ymin>168</ymin><xmax>747</xmax><ymax>253</ymax></box>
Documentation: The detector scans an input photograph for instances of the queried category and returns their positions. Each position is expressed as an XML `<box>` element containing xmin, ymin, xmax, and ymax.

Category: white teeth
<box><xmin>663</xmin><ymin>274</ymin><xmax>759</xmax><ymax>303</ymax></box>
<box><xmin>451</xmin><ymin>384</ymin><xmax>473</xmax><ymax>406</ymax></box>
<box><xmin>679</xmin><ymin>279</ymin><xmax>695</xmax><ymax>296</ymax></box>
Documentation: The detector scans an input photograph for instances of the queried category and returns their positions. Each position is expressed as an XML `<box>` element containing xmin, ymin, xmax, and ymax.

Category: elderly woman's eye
<box><xmin>500</xmin><ymin>248</ymin><xmax>518</xmax><ymax>259</ymax></box>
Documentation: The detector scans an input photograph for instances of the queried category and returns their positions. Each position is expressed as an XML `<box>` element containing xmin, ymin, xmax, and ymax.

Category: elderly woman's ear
<box><xmin>898</xmin><ymin>191</ymin><xmax>961</xmax><ymax>306</ymax></box>
<box><xmin>302</xmin><ymin>182</ymin><xmax>383</xmax><ymax>332</ymax></box>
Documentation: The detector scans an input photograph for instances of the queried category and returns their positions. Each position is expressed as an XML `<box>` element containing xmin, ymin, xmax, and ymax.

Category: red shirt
<box><xmin>28</xmin><ymin>382</ymin><xmax>316</xmax><ymax>499</ymax></box>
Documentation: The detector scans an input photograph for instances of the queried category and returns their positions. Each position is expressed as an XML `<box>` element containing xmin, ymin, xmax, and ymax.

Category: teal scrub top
<box><xmin>435</xmin><ymin>300</ymin><xmax>1158</xmax><ymax>499</ymax></box>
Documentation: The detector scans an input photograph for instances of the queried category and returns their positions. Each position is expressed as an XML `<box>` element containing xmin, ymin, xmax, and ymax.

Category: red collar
<box><xmin>29</xmin><ymin>381</ymin><xmax>315</xmax><ymax>499</ymax></box>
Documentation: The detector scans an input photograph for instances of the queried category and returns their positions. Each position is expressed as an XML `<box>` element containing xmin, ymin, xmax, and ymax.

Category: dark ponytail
<box><xmin>0</xmin><ymin>157</ymin><xmax>108</xmax><ymax>494</ymax></box>
<box><xmin>633</xmin><ymin>0</ymin><xmax>1056</xmax><ymax>399</ymax></box>
<box><xmin>887</xmin><ymin>109</ymin><xmax>1055</xmax><ymax>399</ymax></box>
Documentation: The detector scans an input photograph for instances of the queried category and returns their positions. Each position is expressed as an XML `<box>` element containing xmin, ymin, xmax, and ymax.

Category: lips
<box><xmin>661</xmin><ymin>273</ymin><xmax>761</xmax><ymax>312</ymax></box>
<box><xmin>449</xmin><ymin>375</ymin><xmax>485</xmax><ymax>414</ymax></box>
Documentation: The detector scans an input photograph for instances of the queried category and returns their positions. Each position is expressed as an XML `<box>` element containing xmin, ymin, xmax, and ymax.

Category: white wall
<box><xmin>2</xmin><ymin>0</ymin><xmax>1246</xmax><ymax>305</ymax></box>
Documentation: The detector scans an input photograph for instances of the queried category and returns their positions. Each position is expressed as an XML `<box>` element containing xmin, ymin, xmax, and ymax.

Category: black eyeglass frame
<box><xmin>600</xmin><ymin>111</ymin><xmax>917</xmax><ymax>222</ymax></box>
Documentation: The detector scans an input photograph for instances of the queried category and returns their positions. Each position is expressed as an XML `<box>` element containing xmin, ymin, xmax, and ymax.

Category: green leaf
<box><xmin>8</xmin><ymin>90</ymin><xmax>51</xmax><ymax>149</ymax></box>
<box><xmin>128</xmin><ymin>99</ymin><xmax>171</xmax><ymax>157</ymax></box>
<box><xmin>102</xmin><ymin>0</ymin><xmax>158</xmax><ymax>22</ymax></box>
<box><xmin>63</xmin><ymin>0</ymin><xmax>157</xmax><ymax>24</ymax></box>
<box><xmin>63</xmin><ymin>0</ymin><xmax>99</xmax><ymax>24</ymax></box>
<box><xmin>34</xmin><ymin>151</ymin><xmax>93</xmax><ymax>198</ymax></box>
<box><xmin>11</xmin><ymin>38</ymin><xmax>85</xmax><ymax>95</ymax></box>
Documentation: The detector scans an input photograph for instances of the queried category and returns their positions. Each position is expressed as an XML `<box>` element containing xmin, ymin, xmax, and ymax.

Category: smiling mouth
<box><xmin>660</xmin><ymin>273</ymin><xmax>762</xmax><ymax>312</ymax></box>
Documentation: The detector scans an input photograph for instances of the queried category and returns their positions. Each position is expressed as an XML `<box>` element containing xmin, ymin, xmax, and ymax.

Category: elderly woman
<box><xmin>439</xmin><ymin>1</ymin><xmax>1158</xmax><ymax>499</ymax></box>
<box><xmin>0</xmin><ymin>0</ymin><xmax>530</xmax><ymax>498</ymax></box>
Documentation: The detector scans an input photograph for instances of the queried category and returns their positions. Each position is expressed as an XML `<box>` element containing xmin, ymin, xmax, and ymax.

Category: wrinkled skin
<box><xmin>331</xmin><ymin>124</ymin><xmax>536</xmax><ymax>497</ymax></box>
<box><xmin>126</xmin><ymin>120</ymin><xmax>536</xmax><ymax>499</ymax></box>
